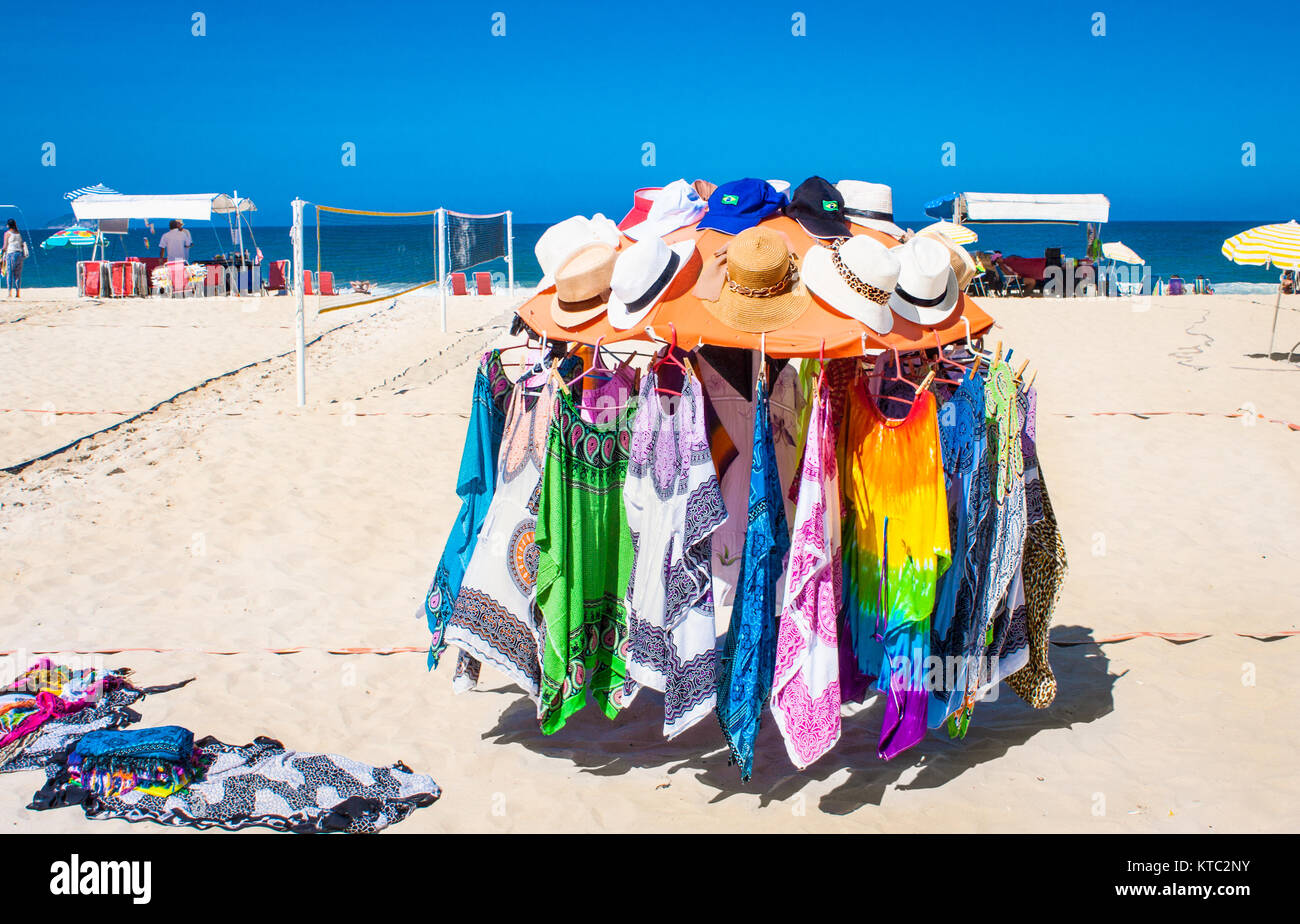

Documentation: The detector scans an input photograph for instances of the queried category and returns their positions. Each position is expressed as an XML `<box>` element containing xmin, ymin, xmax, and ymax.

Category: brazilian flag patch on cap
<box><xmin>822</xmin><ymin>200</ymin><xmax>839</xmax><ymax>212</ymax></box>
<box><xmin>721</xmin><ymin>194</ymin><xmax>740</xmax><ymax>205</ymax></box>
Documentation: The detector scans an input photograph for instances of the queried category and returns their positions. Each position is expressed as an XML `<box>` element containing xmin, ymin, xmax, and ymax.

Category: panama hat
<box><xmin>692</xmin><ymin>178</ymin><xmax>718</xmax><ymax>201</ymax></box>
<box><xmin>802</xmin><ymin>236</ymin><xmax>899</xmax><ymax>335</ymax></box>
<box><xmin>606</xmin><ymin>237</ymin><xmax>698</xmax><ymax>330</ymax></box>
<box><xmin>618</xmin><ymin>187</ymin><xmax>661</xmax><ymax>231</ymax></box>
<box><xmin>697</xmin><ymin>178</ymin><xmax>786</xmax><ymax>235</ymax></box>
<box><xmin>536</xmin><ymin>214</ymin><xmax>621</xmax><ymax>290</ymax></box>
<box><xmin>836</xmin><ymin>180</ymin><xmax>905</xmax><ymax>238</ymax></box>
<box><xmin>784</xmin><ymin>177</ymin><xmax>851</xmax><ymax>240</ymax></box>
<box><xmin>889</xmin><ymin>235</ymin><xmax>961</xmax><ymax>325</ymax></box>
<box><xmin>701</xmin><ymin>227</ymin><xmax>812</xmax><ymax>333</ymax></box>
<box><xmin>917</xmin><ymin>227</ymin><xmax>977</xmax><ymax>290</ymax></box>
<box><xmin>623</xmin><ymin>179</ymin><xmax>706</xmax><ymax>241</ymax></box>
<box><xmin>550</xmin><ymin>243</ymin><xmax>616</xmax><ymax>328</ymax></box>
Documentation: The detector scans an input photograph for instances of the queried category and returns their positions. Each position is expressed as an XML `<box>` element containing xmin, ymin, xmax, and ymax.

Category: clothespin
<box><xmin>1026</xmin><ymin>369</ymin><xmax>1038</xmax><ymax>390</ymax></box>
<box><xmin>994</xmin><ymin>340</ymin><xmax>1003</xmax><ymax>364</ymax></box>
<box><xmin>915</xmin><ymin>369</ymin><xmax>936</xmax><ymax>395</ymax></box>
<box><xmin>1015</xmin><ymin>358</ymin><xmax>1030</xmax><ymax>381</ymax></box>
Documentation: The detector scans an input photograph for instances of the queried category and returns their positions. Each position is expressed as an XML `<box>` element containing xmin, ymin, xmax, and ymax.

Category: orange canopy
<box><xmin>515</xmin><ymin>216</ymin><xmax>994</xmax><ymax>359</ymax></box>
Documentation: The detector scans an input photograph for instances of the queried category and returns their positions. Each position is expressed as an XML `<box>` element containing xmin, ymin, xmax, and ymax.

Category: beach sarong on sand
<box><xmin>66</xmin><ymin>726</ymin><xmax>205</xmax><ymax>799</ymax></box>
<box><xmin>423</xmin><ymin>349</ymin><xmax>513</xmax><ymax>670</ymax></box>
<box><xmin>33</xmin><ymin>736</ymin><xmax>440</xmax><ymax>833</ymax></box>
<box><xmin>0</xmin><ymin>659</ymin><xmax>129</xmax><ymax>753</ymax></box>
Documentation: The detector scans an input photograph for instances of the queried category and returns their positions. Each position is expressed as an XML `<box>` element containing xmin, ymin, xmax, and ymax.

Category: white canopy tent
<box><xmin>71</xmin><ymin>192</ymin><xmax>256</xmax><ymax>222</ymax></box>
<box><xmin>940</xmin><ymin>192</ymin><xmax>1111</xmax><ymax>225</ymax></box>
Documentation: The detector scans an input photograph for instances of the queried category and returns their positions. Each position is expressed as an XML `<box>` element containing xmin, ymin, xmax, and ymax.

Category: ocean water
<box><xmin>10</xmin><ymin>219</ymin><xmax>1290</xmax><ymax>295</ymax></box>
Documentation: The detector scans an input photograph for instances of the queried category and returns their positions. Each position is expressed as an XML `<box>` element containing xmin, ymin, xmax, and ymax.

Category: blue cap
<box><xmin>697</xmin><ymin>178</ymin><xmax>786</xmax><ymax>235</ymax></box>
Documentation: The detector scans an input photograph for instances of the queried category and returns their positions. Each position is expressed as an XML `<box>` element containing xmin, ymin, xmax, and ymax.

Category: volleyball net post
<box><xmin>292</xmin><ymin>197</ymin><xmax>306</xmax><ymax>407</ymax></box>
<box><xmin>437</xmin><ymin>208</ymin><xmax>448</xmax><ymax>333</ymax></box>
<box><xmin>506</xmin><ymin>210</ymin><xmax>515</xmax><ymax>298</ymax></box>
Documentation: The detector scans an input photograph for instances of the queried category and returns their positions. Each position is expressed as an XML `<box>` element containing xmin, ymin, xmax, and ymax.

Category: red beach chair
<box><xmin>303</xmin><ymin>270</ymin><xmax>315</xmax><ymax>296</ymax></box>
<box><xmin>474</xmin><ymin>272</ymin><xmax>492</xmax><ymax>295</ymax></box>
<box><xmin>81</xmin><ymin>261</ymin><xmax>104</xmax><ymax>297</ymax></box>
<box><xmin>318</xmin><ymin>271</ymin><xmax>338</xmax><ymax>296</ymax></box>
<box><xmin>449</xmin><ymin>272</ymin><xmax>468</xmax><ymax>296</ymax></box>
<box><xmin>266</xmin><ymin>260</ymin><xmax>289</xmax><ymax>294</ymax></box>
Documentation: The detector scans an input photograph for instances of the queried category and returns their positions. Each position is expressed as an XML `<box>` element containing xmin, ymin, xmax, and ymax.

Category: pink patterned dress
<box><xmin>770</xmin><ymin>367</ymin><xmax>843</xmax><ymax>770</ymax></box>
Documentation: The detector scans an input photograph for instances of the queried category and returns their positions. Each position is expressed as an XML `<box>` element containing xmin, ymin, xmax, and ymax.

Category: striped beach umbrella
<box><xmin>64</xmin><ymin>183</ymin><xmax>120</xmax><ymax>201</ymax></box>
<box><xmin>1222</xmin><ymin>220</ymin><xmax>1300</xmax><ymax>269</ymax></box>
<box><xmin>1223</xmin><ymin>220</ymin><xmax>1300</xmax><ymax>356</ymax></box>
<box><xmin>40</xmin><ymin>227</ymin><xmax>99</xmax><ymax>249</ymax></box>
<box><xmin>920</xmin><ymin>220</ymin><xmax>978</xmax><ymax>245</ymax></box>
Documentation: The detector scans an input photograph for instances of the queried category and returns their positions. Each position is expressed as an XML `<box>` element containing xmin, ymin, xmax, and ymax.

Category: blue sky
<box><xmin>3</xmin><ymin>0</ymin><xmax>1296</xmax><ymax>226</ymax></box>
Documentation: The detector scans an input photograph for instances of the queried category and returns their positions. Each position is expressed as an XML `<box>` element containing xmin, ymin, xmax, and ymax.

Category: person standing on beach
<box><xmin>159</xmin><ymin>219</ymin><xmax>192</xmax><ymax>263</ymax></box>
<box><xmin>3</xmin><ymin>219</ymin><xmax>25</xmax><ymax>297</ymax></box>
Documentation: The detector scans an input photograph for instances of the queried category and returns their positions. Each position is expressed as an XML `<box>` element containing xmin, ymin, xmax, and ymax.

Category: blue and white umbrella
<box><xmin>64</xmin><ymin>183</ymin><xmax>120</xmax><ymax>201</ymax></box>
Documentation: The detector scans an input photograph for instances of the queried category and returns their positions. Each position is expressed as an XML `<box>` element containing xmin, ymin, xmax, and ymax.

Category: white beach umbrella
<box><xmin>1101</xmin><ymin>241</ymin><xmax>1143</xmax><ymax>264</ymax></box>
<box><xmin>920</xmin><ymin>220</ymin><xmax>978</xmax><ymax>245</ymax></box>
<box><xmin>1222</xmin><ymin>220</ymin><xmax>1300</xmax><ymax>355</ymax></box>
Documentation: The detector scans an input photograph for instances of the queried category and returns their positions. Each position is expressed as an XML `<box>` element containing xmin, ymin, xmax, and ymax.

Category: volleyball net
<box><xmin>303</xmin><ymin>204</ymin><xmax>513</xmax><ymax>318</ymax></box>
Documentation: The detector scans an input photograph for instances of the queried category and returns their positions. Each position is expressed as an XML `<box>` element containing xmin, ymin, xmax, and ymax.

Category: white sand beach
<box><xmin>1</xmin><ymin>288</ymin><xmax>1297</xmax><ymax>833</ymax></box>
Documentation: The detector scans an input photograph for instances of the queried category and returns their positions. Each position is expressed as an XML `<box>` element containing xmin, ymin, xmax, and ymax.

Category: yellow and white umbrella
<box><xmin>1101</xmin><ymin>241</ymin><xmax>1143</xmax><ymax>264</ymax></box>
<box><xmin>920</xmin><ymin>220</ymin><xmax>978</xmax><ymax>245</ymax></box>
<box><xmin>1222</xmin><ymin>220</ymin><xmax>1300</xmax><ymax>269</ymax></box>
<box><xmin>1223</xmin><ymin>220</ymin><xmax>1300</xmax><ymax>355</ymax></box>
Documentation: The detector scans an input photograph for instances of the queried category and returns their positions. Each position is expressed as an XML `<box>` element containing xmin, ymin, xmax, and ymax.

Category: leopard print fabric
<box><xmin>1005</xmin><ymin>471</ymin><xmax>1067</xmax><ymax>708</ymax></box>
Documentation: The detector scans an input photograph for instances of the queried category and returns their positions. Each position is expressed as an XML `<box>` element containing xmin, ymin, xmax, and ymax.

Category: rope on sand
<box><xmin>1</xmin><ymin>632</ymin><xmax>1295</xmax><ymax>658</ymax></box>
<box><xmin>1053</xmin><ymin>409</ymin><xmax>1300</xmax><ymax>431</ymax></box>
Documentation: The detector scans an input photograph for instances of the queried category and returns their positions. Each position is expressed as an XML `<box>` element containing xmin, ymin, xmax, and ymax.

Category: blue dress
<box><xmin>422</xmin><ymin>350</ymin><xmax>512</xmax><ymax>669</ymax></box>
<box><xmin>929</xmin><ymin>371</ymin><xmax>988</xmax><ymax>727</ymax></box>
<box><xmin>715</xmin><ymin>379</ymin><xmax>791</xmax><ymax>781</ymax></box>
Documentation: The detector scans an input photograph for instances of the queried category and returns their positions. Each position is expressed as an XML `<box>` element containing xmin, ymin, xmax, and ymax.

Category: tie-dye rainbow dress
<box><xmin>843</xmin><ymin>381</ymin><xmax>950</xmax><ymax>760</ymax></box>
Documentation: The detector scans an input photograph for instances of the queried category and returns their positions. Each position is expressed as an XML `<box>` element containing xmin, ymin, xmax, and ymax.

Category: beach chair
<box><xmin>205</xmin><ymin>264</ymin><xmax>224</xmax><ymax>297</ymax></box>
<box><xmin>995</xmin><ymin>265</ymin><xmax>1023</xmax><ymax>297</ymax></box>
<box><xmin>449</xmin><ymin>272</ymin><xmax>468</xmax><ymax>296</ymax></box>
<box><xmin>474</xmin><ymin>272</ymin><xmax>492</xmax><ymax>295</ymax></box>
<box><xmin>303</xmin><ymin>270</ymin><xmax>315</xmax><ymax>297</ymax></box>
<box><xmin>80</xmin><ymin>261</ymin><xmax>105</xmax><ymax>298</ymax></box>
<box><xmin>266</xmin><ymin>260</ymin><xmax>290</xmax><ymax>294</ymax></box>
<box><xmin>318</xmin><ymin>271</ymin><xmax>338</xmax><ymax>296</ymax></box>
<box><xmin>167</xmin><ymin>261</ymin><xmax>188</xmax><ymax>298</ymax></box>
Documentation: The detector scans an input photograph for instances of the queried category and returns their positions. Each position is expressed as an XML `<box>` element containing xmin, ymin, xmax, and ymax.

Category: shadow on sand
<box><xmin>477</xmin><ymin>623</ymin><xmax>1119</xmax><ymax>814</ymax></box>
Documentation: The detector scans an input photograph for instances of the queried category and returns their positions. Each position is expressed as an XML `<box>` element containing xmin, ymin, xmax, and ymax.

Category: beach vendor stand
<box><xmin>421</xmin><ymin>177</ymin><xmax>1066</xmax><ymax>781</ymax></box>
<box><xmin>69</xmin><ymin>192</ymin><xmax>261</xmax><ymax>298</ymax></box>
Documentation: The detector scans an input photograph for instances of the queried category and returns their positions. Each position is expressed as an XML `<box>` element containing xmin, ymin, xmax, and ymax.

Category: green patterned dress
<box><xmin>535</xmin><ymin>379</ymin><xmax>637</xmax><ymax>734</ymax></box>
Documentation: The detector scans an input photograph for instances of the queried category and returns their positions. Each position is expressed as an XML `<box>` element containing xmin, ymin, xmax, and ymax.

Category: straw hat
<box><xmin>802</xmin><ymin>235</ymin><xmax>899</xmax><ymax>335</ymax></box>
<box><xmin>917</xmin><ymin>227</ymin><xmax>977</xmax><ymax>290</ymax></box>
<box><xmin>606</xmin><ymin>237</ymin><xmax>698</xmax><ymax>330</ymax></box>
<box><xmin>550</xmin><ymin>243</ymin><xmax>616</xmax><ymax>328</ymax></box>
<box><xmin>889</xmin><ymin>236</ymin><xmax>960</xmax><ymax>325</ymax></box>
<box><xmin>701</xmin><ymin>227</ymin><xmax>812</xmax><ymax>333</ymax></box>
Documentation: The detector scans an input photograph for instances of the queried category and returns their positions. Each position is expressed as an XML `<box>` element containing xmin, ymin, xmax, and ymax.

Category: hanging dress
<box><xmin>1006</xmin><ymin>386</ymin><xmax>1069</xmax><ymax>708</ymax></box>
<box><xmin>422</xmin><ymin>349</ymin><xmax>513</xmax><ymax>670</ymax></box>
<box><xmin>928</xmin><ymin>370</ymin><xmax>988</xmax><ymax>727</ymax></box>
<box><xmin>535</xmin><ymin>377</ymin><xmax>637</xmax><ymax>734</ymax></box>
<box><xmin>622</xmin><ymin>361</ymin><xmax>727</xmax><ymax>738</ymax></box>
<box><xmin>578</xmin><ymin>355</ymin><xmax>637</xmax><ymax>426</ymax></box>
<box><xmin>443</xmin><ymin>371</ymin><xmax>560</xmax><ymax>700</ymax></box>
<box><xmin>715</xmin><ymin>378</ymin><xmax>791</xmax><ymax>781</ymax></box>
<box><xmin>696</xmin><ymin>353</ymin><xmax>800</xmax><ymax>610</ymax></box>
<box><xmin>843</xmin><ymin>382</ymin><xmax>950</xmax><ymax>760</ymax></box>
<box><xmin>948</xmin><ymin>358</ymin><xmax>1026</xmax><ymax>737</ymax></box>
<box><xmin>770</xmin><ymin>366</ymin><xmax>843</xmax><ymax>770</ymax></box>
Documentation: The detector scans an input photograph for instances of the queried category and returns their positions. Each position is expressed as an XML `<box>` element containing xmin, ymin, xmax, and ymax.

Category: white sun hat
<box><xmin>802</xmin><ymin>235</ymin><xmax>900</xmax><ymax>335</ymax></box>
<box><xmin>536</xmin><ymin>214</ymin><xmax>621</xmax><ymax>290</ymax></box>
<box><xmin>606</xmin><ymin>236</ymin><xmax>698</xmax><ymax>330</ymax></box>
<box><xmin>889</xmin><ymin>235</ymin><xmax>961</xmax><ymax>325</ymax></box>
<box><xmin>836</xmin><ymin>180</ymin><xmax>905</xmax><ymax>238</ymax></box>
<box><xmin>622</xmin><ymin>179</ymin><xmax>706</xmax><ymax>241</ymax></box>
